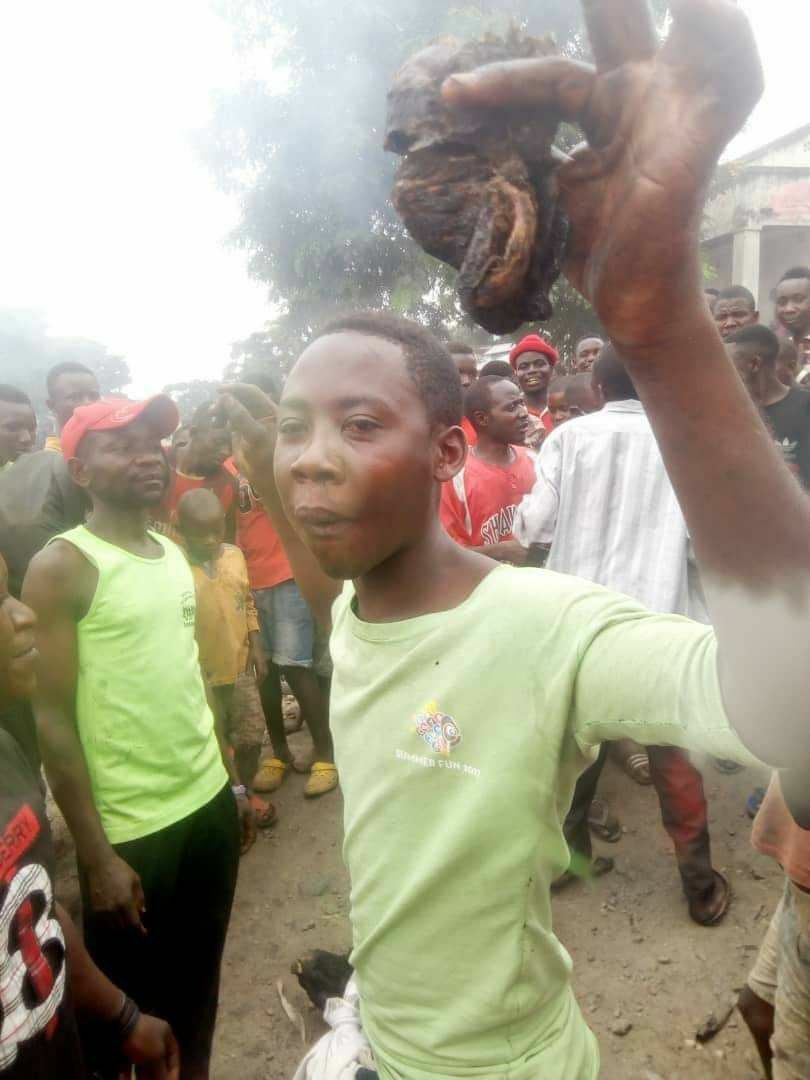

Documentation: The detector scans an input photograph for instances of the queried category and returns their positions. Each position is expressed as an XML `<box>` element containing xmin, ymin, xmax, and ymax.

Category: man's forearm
<box><xmin>57</xmin><ymin>902</ymin><xmax>123</xmax><ymax>1022</ymax></box>
<box><xmin>622</xmin><ymin>305</ymin><xmax>810</xmax><ymax>765</ymax></box>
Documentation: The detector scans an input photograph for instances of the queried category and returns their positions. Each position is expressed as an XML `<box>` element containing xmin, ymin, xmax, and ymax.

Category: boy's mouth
<box><xmin>295</xmin><ymin>506</ymin><xmax>349</xmax><ymax>538</ymax></box>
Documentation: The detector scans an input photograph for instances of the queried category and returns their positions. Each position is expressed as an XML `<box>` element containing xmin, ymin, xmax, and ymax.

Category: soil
<box><xmin>53</xmin><ymin>728</ymin><xmax>779</xmax><ymax>1079</ymax></box>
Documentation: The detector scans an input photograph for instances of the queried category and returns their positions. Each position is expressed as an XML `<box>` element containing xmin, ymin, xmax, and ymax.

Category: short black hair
<box><xmin>0</xmin><ymin>385</ymin><xmax>32</xmax><ymax>407</ymax></box>
<box><xmin>446</xmin><ymin>340</ymin><xmax>476</xmax><ymax>357</ymax></box>
<box><xmin>778</xmin><ymin>266</ymin><xmax>810</xmax><ymax>285</ymax></box>
<box><xmin>478</xmin><ymin>359</ymin><xmax>516</xmax><ymax>381</ymax></box>
<box><xmin>314</xmin><ymin>311</ymin><xmax>463</xmax><ymax>428</ymax></box>
<box><xmin>726</xmin><ymin>324</ymin><xmax>780</xmax><ymax>366</ymax></box>
<box><xmin>593</xmin><ymin>344</ymin><xmax>638</xmax><ymax>401</ymax></box>
<box><xmin>716</xmin><ymin>285</ymin><xmax>757</xmax><ymax>309</ymax></box>
<box><xmin>46</xmin><ymin>361</ymin><xmax>95</xmax><ymax>397</ymax></box>
<box><xmin>176</xmin><ymin>487</ymin><xmax>224</xmax><ymax>528</ymax></box>
<box><xmin>547</xmin><ymin>373</ymin><xmax>572</xmax><ymax>394</ymax></box>
<box><xmin>241</xmin><ymin>370</ymin><xmax>281</xmax><ymax>403</ymax></box>
<box><xmin>704</xmin><ymin>287</ymin><xmax>720</xmax><ymax>298</ymax></box>
<box><xmin>189</xmin><ymin>401</ymin><xmax>219</xmax><ymax>430</ymax></box>
<box><xmin>463</xmin><ymin>375</ymin><xmax>511</xmax><ymax>427</ymax></box>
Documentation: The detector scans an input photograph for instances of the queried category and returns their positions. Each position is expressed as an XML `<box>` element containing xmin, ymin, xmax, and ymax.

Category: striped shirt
<box><xmin>513</xmin><ymin>399</ymin><xmax>707</xmax><ymax>619</ymax></box>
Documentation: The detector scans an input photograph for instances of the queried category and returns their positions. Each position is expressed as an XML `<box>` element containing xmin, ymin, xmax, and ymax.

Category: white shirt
<box><xmin>514</xmin><ymin>399</ymin><xmax>707</xmax><ymax>619</ymax></box>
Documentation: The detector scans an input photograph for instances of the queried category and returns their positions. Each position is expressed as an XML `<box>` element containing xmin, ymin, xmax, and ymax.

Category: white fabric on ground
<box><xmin>291</xmin><ymin>975</ymin><xmax>375</xmax><ymax>1080</ymax></box>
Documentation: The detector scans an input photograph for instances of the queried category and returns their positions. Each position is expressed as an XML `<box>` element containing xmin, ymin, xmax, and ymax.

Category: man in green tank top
<box><xmin>23</xmin><ymin>395</ymin><xmax>254</xmax><ymax>1079</ymax></box>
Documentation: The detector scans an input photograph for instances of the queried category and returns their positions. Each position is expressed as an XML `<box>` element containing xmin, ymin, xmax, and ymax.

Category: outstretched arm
<box><xmin>445</xmin><ymin>0</ymin><xmax>810</xmax><ymax>774</ymax></box>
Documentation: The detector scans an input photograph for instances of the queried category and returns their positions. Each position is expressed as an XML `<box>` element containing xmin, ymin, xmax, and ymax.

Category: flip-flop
<box><xmin>587</xmin><ymin>798</ymin><xmax>622</xmax><ymax>843</ymax></box>
<box><xmin>688</xmin><ymin>870</ymin><xmax>731</xmax><ymax>927</ymax></box>
<box><xmin>250</xmin><ymin>794</ymin><xmax>277</xmax><ymax>829</ymax></box>
<box><xmin>622</xmin><ymin>752</ymin><xmax>652</xmax><ymax>786</ymax></box>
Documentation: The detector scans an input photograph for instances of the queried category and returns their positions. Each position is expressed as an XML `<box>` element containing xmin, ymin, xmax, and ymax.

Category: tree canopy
<box><xmin>0</xmin><ymin>307</ymin><xmax>130</xmax><ymax>431</ymax></box>
<box><xmin>207</xmin><ymin>1</ymin><xmax>667</xmax><ymax>372</ymax></box>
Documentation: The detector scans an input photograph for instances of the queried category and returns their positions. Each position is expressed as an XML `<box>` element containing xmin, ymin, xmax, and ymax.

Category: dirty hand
<box><xmin>442</xmin><ymin>0</ymin><xmax>763</xmax><ymax>347</ymax></box>
<box><xmin>218</xmin><ymin>384</ymin><xmax>277</xmax><ymax>492</ymax></box>
<box><xmin>86</xmin><ymin>852</ymin><xmax>147</xmax><ymax>934</ymax></box>
<box><xmin>122</xmin><ymin>1013</ymin><xmax>180</xmax><ymax>1078</ymax></box>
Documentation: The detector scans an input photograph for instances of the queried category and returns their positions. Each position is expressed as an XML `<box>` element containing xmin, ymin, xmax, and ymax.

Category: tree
<box><xmin>0</xmin><ymin>307</ymin><xmax>131</xmax><ymax>431</ymax></box>
<box><xmin>162</xmin><ymin>380</ymin><xmax>224</xmax><ymax>423</ymax></box>
<box><xmin>207</xmin><ymin>1</ymin><xmax>667</xmax><ymax>362</ymax></box>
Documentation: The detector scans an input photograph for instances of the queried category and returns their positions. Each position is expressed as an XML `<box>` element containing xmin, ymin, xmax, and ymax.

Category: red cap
<box><xmin>509</xmin><ymin>334</ymin><xmax>559</xmax><ymax>370</ymax></box>
<box><xmin>61</xmin><ymin>395</ymin><xmax>180</xmax><ymax>461</ymax></box>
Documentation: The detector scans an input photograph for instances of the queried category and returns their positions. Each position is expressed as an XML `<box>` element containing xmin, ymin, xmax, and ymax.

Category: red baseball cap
<box><xmin>61</xmin><ymin>395</ymin><xmax>180</xmax><ymax>461</ymax></box>
<box><xmin>509</xmin><ymin>334</ymin><xmax>559</xmax><ymax>369</ymax></box>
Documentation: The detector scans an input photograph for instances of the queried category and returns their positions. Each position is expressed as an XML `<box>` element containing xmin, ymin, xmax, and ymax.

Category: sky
<box><xmin>0</xmin><ymin>1</ymin><xmax>807</xmax><ymax>396</ymax></box>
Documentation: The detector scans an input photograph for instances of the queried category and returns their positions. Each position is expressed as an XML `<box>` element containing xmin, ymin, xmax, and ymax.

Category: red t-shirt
<box><xmin>153</xmin><ymin>466</ymin><xmax>237</xmax><ymax>543</ymax></box>
<box><xmin>440</xmin><ymin>448</ymin><xmax>535</xmax><ymax>547</ymax></box>
<box><xmin>461</xmin><ymin>416</ymin><xmax>478</xmax><ymax>447</ymax></box>
<box><xmin>224</xmin><ymin>460</ymin><xmax>293</xmax><ymax>591</ymax></box>
<box><xmin>528</xmin><ymin>404</ymin><xmax>554</xmax><ymax>433</ymax></box>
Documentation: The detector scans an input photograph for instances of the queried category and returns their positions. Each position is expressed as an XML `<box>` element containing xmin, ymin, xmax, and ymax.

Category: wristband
<box><xmin>115</xmin><ymin>993</ymin><xmax>141</xmax><ymax>1042</ymax></box>
<box><xmin>231</xmin><ymin>783</ymin><xmax>248</xmax><ymax>798</ymax></box>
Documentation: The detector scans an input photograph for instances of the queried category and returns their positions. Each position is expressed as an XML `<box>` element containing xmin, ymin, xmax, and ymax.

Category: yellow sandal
<box><xmin>304</xmin><ymin>762</ymin><xmax>339</xmax><ymax>798</ymax></box>
<box><xmin>253</xmin><ymin>757</ymin><xmax>289</xmax><ymax>793</ymax></box>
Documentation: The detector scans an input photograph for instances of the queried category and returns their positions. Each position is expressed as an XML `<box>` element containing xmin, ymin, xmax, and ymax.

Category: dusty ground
<box><xmin>53</xmin><ymin>730</ymin><xmax>780</xmax><ymax>1079</ymax></box>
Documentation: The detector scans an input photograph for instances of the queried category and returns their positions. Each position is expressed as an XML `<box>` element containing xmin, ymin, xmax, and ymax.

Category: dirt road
<box><xmin>211</xmin><ymin>731</ymin><xmax>778</xmax><ymax>1080</ymax></box>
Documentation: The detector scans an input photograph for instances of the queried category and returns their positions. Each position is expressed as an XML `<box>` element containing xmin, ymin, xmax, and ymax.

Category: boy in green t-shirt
<box><xmin>220</xmin><ymin>3</ymin><xmax>810</xmax><ymax>1077</ymax></box>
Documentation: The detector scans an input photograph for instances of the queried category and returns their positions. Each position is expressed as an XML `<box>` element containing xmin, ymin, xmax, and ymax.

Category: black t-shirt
<box><xmin>0</xmin><ymin>730</ymin><xmax>84</xmax><ymax>1078</ymax></box>
<box><xmin>763</xmin><ymin>386</ymin><xmax>810</xmax><ymax>490</ymax></box>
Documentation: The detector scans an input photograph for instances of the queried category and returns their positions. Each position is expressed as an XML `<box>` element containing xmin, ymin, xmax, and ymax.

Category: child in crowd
<box><xmin>547</xmin><ymin>373</ymin><xmax>601</xmax><ymax>428</ymax></box>
<box><xmin>176</xmin><ymin>487</ymin><xmax>275</xmax><ymax>830</ymax></box>
<box><xmin>439</xmin><ymin>375</ymin><xmax>534</xmax><ymax>562</ymax></box>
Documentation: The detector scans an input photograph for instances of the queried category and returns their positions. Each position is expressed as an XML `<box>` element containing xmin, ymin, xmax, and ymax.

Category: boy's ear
<box><xmin>434</xmin><ymin>424</ymin><xmax>468</xmax><ymax>482</ymax></box>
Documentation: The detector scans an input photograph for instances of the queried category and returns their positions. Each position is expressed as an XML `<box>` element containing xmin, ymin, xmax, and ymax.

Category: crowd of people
<box><xmin>1</xmin><ymin>2</ymin><xmax>810</xmax><ymax>1078</ymax></box>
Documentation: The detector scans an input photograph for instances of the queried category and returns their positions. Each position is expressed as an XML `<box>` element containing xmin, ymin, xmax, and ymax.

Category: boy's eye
<box><xmin>343</xmin><ymin>417</ymin><xmax>380</xmax><ymax>435</ymax></box>
<box><xmin>278</xmin><ymin>418</ymin><xmax>307</xmax><ymax>437</ymax></box>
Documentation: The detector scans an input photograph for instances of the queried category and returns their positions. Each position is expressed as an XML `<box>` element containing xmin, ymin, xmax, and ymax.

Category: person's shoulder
<box><xmin>25</xmin><ymin>532</ymin><xmax>91</xmax><ymax>600</ymax></box>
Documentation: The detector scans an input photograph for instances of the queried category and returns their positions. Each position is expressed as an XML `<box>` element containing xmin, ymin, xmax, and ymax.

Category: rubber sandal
<box><xmin>587</xmin><ymin>798</ymin><xmax>622</xmax><ymax>843</ymax></box>
<box><xmin>253</xmin><ymin>757</ymin><xmax>289</xmax><ymax>793</ymax></box>
<box><xmin>250</xmin><ymin>794</ymin><xmax>277</xmax><ymax>828</ymax></box>
<box><xmin>622</xmin><ymin>752</ymin><xmax>652</xmax><ymax>786</ymax></box>
<box><xmin>304</xmin><ymin>762</ymin><xmax>339</xmax><ymax>798</ymax></box>
<box><xmin>688</xmin><ymin>870</ymin><xmax>731</xmax><ymax>927</ymax></box>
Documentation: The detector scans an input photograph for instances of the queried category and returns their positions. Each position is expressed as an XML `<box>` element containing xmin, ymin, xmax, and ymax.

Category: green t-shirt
<box><xmin>329</xmin><ymin>564</ymin><xmax>758</xmax><ymax>1079</ymax></box>
<box><xmin>52</xmin><ymin>525</ymin><xmax>227</xmax><ymax>844</ymax></box>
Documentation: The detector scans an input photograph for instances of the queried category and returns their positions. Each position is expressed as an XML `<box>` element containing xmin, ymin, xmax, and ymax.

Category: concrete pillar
<box><xmin>731</xmin><ymin>227</ymin><xmax>761</xmax><ymax>304</ymax></box>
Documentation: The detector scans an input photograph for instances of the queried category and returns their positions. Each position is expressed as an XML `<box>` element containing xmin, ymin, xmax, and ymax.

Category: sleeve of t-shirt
<box><xmin>512</xmin><ymin>431</ymin><xmax>562</xmax><ymax>547</ymax></box>
<box><xmin>439</xmin><ymin>477</ymin><xmax>473</xmax><ymax>547</ymax></box>
<box><xmin>569</xmin><ymin>588</ymin><xmax>762</xmax><ymax>765</ymax></box>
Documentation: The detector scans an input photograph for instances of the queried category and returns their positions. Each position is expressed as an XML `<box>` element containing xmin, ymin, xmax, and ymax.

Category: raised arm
<box><xmin>444</xmin><ymin>0</ymin><xmax>810</xmax><ymax>771</ymax></box>
<box><xmin>22</xmin><ymin>543</ymin><xmax>146</xmax><ymax>931</ymax></box>
<box><xmin>218</xmin><ymin>386</ymin><xmax>342</xmax><ymax>629</ymax></box>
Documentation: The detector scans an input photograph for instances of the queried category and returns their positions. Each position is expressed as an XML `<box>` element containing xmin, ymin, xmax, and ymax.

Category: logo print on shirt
<box><xmin>181</xmin><ymin>589</ymin><xmax>196</xmax><ymax>627</ymax></box>
<box><xmin>415</xmin><ymin>703</ymin><xmax>462</xmax><ymax>755</ymax></box>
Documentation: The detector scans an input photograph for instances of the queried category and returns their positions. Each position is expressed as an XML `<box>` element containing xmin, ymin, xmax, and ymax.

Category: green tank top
<box><xmin>52</xmin><ymin>525</ymin><xmax>227</xmax><ymax>844</ymax></box>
